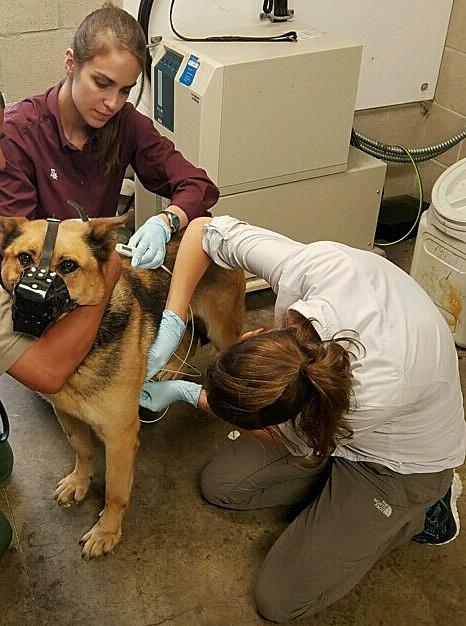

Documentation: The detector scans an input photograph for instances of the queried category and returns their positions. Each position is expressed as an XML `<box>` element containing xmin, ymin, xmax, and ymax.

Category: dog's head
<box><xmin>0</xmin><ymin>214</ymin><xmax>129</xmax><ymax>306</ymax></box>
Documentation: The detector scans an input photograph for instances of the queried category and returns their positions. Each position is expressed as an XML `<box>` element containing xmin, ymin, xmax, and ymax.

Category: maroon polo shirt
<box><xmin>0</xmin><ymin>84</ymin><xmax>219</xmax><ymax>220</ymax></box>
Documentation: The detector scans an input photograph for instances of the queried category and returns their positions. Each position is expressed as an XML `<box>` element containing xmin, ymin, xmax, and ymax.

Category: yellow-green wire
<box><xmin>376</xmin><ymin>144</ymin><xmax>424</xmax><ymax>247</ymax></box>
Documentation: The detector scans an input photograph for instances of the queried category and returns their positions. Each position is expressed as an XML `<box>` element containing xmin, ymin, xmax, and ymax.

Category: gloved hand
<box><xmin>140</xmin><ymin>380</ymin><xmax>202</xmax><ymax>412</ymax></box>
<box><xmin>129</xmin><ymin>216</ymin><xmax>171</xmax><ymax>269</ymax></box>
<box><xmin>146</xmin><ymin>310</ymin><xmax>186</xmax><ymax>379</ymax></box>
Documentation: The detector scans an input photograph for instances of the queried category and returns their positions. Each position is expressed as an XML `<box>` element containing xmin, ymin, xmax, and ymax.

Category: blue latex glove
<box><xmin>129</xmin><ymin>216</ymin><xmax>171</xmax><ymax>269</ymax></box>
<box><xmin>147</xmin><ymin>310</ymin><xmax>186</xmax><ymax>379</ymax></box>
<box><xmin>140</xmin><ymin>380</ymin><xmax>202</xmax><ymax>412</ymax></box>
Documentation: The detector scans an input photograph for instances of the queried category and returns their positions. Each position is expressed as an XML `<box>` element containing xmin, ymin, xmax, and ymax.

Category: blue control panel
<box><xmin>179</xmin><ymin>55</ymin><xmax>200</xmax><ymax>87</ymax></box>
<box><xmin>153</xmin><ymin>50</ymin><xmax>183</xmax><ymax>132</ymax></box>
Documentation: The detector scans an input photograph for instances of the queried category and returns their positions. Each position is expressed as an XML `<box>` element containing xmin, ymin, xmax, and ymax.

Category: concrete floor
<box><xmin>1</xmin><ymin>239</ymin><xmax>465</xmax><ymax>626</ymax></box>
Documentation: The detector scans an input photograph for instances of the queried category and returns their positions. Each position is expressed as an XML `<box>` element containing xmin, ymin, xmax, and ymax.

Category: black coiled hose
<box><xmin>138</xmin><ymin>0</ymin><xmax>157</xmax><ymax>81</ymax></box>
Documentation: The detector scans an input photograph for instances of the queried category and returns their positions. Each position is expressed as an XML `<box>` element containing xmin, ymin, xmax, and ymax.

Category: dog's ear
<box><xmin>0</xmin><ymin>216</ymin><xmax>28</xmax><ymax>253</ymax></box>
<box><xmin>85</xmin><ymin>213</ymin><xmax>132</xmax><ymax>263</ymax></box>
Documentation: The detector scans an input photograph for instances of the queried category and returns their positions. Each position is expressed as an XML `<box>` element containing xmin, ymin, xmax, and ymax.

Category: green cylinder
<box><xmin>0</xmin><ymin>440</ymin><xmax>13</xmax><ymax>483</ymax></box>
<box><xmin>0</xmin><ymin>510</ymin><xmax>13</xmax><ymax>557</ymax></box>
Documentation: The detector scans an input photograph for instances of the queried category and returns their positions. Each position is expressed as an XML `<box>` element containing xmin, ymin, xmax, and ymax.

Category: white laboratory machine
<box><xmin>134</xmin><ymin>23</ymin><xmax>387</xmax><ymax>289</ymax></box>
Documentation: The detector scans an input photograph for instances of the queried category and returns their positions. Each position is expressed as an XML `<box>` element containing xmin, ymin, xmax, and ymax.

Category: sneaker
<box><xmin>0</xmin><ymin>440</ymin><xmax>13</xmax><ymax>483</ymax></box>
<box><xmin>0</xmin><ymin>510</ymin><xmax>13</xmax><ymax>557</ymax></box>
<box><xmin>412</xmin><ymin>471</ymin><xmax>462</xmax><ymax>545</ymax></box>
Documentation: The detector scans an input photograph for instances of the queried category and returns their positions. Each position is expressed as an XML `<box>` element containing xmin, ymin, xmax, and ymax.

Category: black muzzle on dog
<box><xmin>12</xmin><ymin>218</ymin><xmax>74</xmax><ymax>337</ymax></box>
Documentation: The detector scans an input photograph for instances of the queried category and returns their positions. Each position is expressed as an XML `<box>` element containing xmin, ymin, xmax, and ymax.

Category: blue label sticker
<box><xmin>179</xmin><ymin>55</ymin><xmax>200</xmax><ymax>86</ymax></box>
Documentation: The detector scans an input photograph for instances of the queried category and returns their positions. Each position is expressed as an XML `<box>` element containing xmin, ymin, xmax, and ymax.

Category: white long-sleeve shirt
<box><xmin>202</xmin><ymin>216</ymin><xmax>466</xmax><ymax>474</ymax></box>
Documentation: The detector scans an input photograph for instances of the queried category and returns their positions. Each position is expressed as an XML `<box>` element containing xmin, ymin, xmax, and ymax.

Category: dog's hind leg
<box><xmin>80</xmin><ymin>417</ymin><xmax>140</xmax><ymax>558</ymax></box>
<box><xmin>191</xmin><ymin>268</ymin><xmax>245</xmax><ymax>351</ymax></box>
<box><xmin>54</xmin><ymin>411</ymin><xmax>94</xmax><ymax>506</ymax></box>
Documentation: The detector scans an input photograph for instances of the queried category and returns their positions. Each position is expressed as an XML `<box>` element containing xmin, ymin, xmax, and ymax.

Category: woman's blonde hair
<box><xmin>206</xmin><ymin>312</ymin><xmax>362</xmax><ymax>460</ymax></box>
<box><xmin>71</xmin><ymin>2</ymin><xmax>146</xmax><ymax>172</ymax></box>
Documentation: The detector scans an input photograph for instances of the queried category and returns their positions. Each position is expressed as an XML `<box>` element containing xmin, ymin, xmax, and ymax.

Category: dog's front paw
<box><xmin>54</xmin><ymin>472</ymin><xmax>91</xmax><ymax>506</ymax></box>
<box><xmin>79</xmin><ymin>521</ymin><xmax>122</xmax><ymax>559</ymax></box>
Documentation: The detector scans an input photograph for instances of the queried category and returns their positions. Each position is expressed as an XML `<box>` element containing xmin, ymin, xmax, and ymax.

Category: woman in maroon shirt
<box><xmin>0</xmin><ymin>3</ymin><xmax>219</xmax><ymax>270</ymax></box>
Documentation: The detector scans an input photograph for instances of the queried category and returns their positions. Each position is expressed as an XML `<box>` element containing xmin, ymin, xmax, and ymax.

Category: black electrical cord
<box><xmin>137</xmin><ymin>0</ymin><xmax>297</xmax><ymax>85</ymax></box>
<box><xmin>138</xmin><ymin>0</ymin><xmax>157</xmax><ymax>80</ymax></box>
<box><xmin>137</xmin><ymin>0</ymin><xmax>152</xmax><ymax>41</ymax></box>
<box><xmin>263</xmin><ymin>0</ymin><xmax>274</xmax><ymax>14</ymax></box>
<box><xmin>169</xmin><ymin>0</ymin><xmax>297</xmax><ymax>43</ymax></box>
<box><xmin>275</xmin><ymin>0</ymin><xmax>290</xmax><ymax>18</ymax></box>
<box><xmin>263</xmin><ymin>0</ymin><xmax>290</xmax><ymax>18</ymax></box>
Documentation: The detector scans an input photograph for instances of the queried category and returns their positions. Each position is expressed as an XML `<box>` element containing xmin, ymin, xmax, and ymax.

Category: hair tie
<box><xmin>299</xmin><ymin>359</ymin><xmax>314</xmax><ymax>379</ymax></box>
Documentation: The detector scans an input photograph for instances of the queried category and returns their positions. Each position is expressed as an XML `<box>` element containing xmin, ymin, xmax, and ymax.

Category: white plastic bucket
<box><xmin>411</xmin><ymin>158</ymin><xmax>466</xmax><ymax>347</ymax></box>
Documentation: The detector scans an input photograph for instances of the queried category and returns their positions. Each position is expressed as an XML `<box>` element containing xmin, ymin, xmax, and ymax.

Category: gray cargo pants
<box><xmin>200</xmin><ymin>434</ymin><xmax>453</xmax><ymax>623</ymax></box>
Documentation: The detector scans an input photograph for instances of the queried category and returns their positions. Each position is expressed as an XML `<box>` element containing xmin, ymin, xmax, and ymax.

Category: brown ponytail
<box><xmin>71</xmin><ymin>2</ymin><xmax>146</xmax><ymax>173</ymax></box>
<box><xmin>206</xmin><ymin>313</ymin><xmax>363</xmax><ymax>460</ymax></box>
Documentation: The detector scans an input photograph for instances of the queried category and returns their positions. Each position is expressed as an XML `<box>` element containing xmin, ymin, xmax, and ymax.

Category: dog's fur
<box><xmin>0</xmin><ymin>214</ymin><xmax>245</xmax><ymax>558</ymax></box>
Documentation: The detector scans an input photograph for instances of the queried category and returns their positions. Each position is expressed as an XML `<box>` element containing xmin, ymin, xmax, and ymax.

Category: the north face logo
<box><xmin>373</xmin><ymin>497</ymin><xmax>392</xmax><ymax>518</ymax></box>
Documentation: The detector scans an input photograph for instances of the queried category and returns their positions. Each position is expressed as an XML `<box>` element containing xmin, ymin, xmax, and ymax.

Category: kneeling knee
<box><xmin>200</xmin><ymin>466</ymin><xmax>230</xmax><ymax>506</ymax></box>
<box><xmin>254</xmin><ymin>574</ymin><xmax>320</xmax><ymax>623</ymax></box>
<box><xmin>254</xmin><ymin>584</ymin><xmax>292</xmax><ymax>623</ymax></box>
<box><xmin>200</xmin><ymin>463</ymin><xmax>264</xmax><ymax>509</ymax></box>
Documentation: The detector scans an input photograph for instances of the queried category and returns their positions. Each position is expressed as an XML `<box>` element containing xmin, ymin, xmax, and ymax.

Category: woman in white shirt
<box><xmin>140</xmin><ymin>216</ymin><xmax>465</xmax><ymax>622</ymax></box>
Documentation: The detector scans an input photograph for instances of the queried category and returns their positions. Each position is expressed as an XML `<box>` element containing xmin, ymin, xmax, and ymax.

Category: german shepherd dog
<box><xmin>0</xmin><ymin>214</ymin><xmax>245</xmax><ymax>558</ymax></box>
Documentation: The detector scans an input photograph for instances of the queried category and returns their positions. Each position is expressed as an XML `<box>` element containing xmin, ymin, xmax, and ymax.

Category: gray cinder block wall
<box><xmin>0</xmin><ymin>1</ymin><xmax>120</xmax><ymax>105</ymax></box>
<box><xmin>0</xmin><ymin>0</ymin><xmax>465</xmax><ymax>201</ymax></box>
